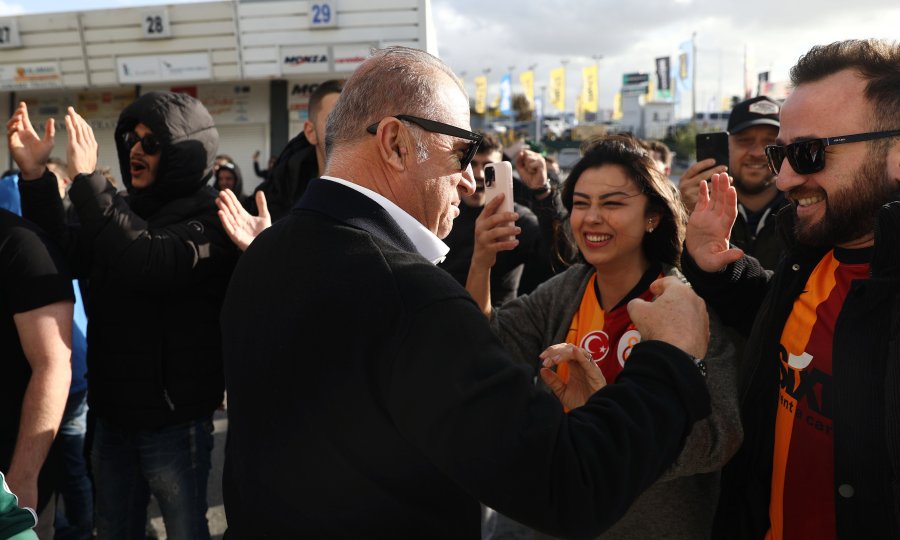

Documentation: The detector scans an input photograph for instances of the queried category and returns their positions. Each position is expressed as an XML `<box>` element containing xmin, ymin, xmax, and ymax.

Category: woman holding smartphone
<box><xmin>468</xmin><ymin>134</ymin><xmax>741</xmax><ymax>539</ymax></box>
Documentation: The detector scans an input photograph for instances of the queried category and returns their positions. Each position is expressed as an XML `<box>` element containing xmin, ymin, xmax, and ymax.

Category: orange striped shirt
<box><xmin>767</xmin><ymin>249</ymin><xmax>870</xmax><ymax>540</ymax></box>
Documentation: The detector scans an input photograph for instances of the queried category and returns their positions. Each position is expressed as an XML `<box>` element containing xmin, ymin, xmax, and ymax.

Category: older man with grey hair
<box><xmin>221</xmin><ymin>46</ymin><xmax>713</xmax><ymax>539</ymax></box>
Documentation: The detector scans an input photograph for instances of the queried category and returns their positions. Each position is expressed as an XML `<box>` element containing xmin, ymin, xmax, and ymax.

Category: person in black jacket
<box><xmin>220</xmin><ymin>45</ymin><xmax>712</xmax><ymax>539</ymax></box>
<box><xmin>679</xmin><ymin>96</ymin><xmax>789</xmax><ymax>271</ymax></box>
<box><xmin>217</xmin><ymin>80</ymin><xmax>344</xmax><ymax>251</ymax></box>
<box><xmin>682</xmin><ymin>39</ymin><xmax>900</xmax><ymax>539</ymax></box>
<box><xmin>8</xmin><ymin>91</ymin><xmax>238</xmax><ymax>540</ymax></box>
<box><xmin>243</xmin><ymin>79</ymin><xmax>343</xmax><ymax>222</ymax></box>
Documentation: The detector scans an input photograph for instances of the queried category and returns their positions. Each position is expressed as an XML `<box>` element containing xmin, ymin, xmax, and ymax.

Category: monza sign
<box><xmin>281</xmin><ymin>46</ymin><xmax>330</xmax><ymax>75</ymax></box>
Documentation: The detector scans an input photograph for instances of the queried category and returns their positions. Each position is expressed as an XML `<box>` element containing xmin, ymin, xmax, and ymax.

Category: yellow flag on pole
<box><xmin>520</xmin><ymin>70</ymin><xmax>535</xmax><ymax>111</ymax></box>
<box><xmin>582</xmin><ymin>64</ymin><xmax>598</xmax><ymax>113</ymax></box>
<box><xmin>721</xmin><ymin>95</ymin><xmax>732</xmax><ymax>111</ymax></box>
<box><xmin>550</xmin><ymin>67</ymin><xmax>566</xmax><ymax>112</ymax></box>
<box><xmin>613</xmin><ymin>92</ymin><xmax>623</xmax><ymax>120</ymax></box>
<box><xmin>474</xmin><ymin>76</ymin><xmax>487</xmax><ymax>114</ymax></box>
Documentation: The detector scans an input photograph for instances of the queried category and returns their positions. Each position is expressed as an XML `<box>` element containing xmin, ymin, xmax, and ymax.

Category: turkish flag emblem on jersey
<box><xmin>580</xmin><ymin>331</ymin><xmax>611</xmax><ymax>366</ymax></box>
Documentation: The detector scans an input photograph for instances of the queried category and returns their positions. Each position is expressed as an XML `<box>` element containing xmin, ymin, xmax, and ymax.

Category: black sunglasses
<box><xmin>123</xmin><ymin>131</ymin><xmax>161</xmax><ymax>155</ymax></box>
<box><xmin>765</xmin><ymin>129</ymin><xmax>900</xmax><ymax>175</ymax></box>
<box><xmin>366</xmin><ymin>114</ymin><xmax>483</xmax><ymax>170</ymax></box>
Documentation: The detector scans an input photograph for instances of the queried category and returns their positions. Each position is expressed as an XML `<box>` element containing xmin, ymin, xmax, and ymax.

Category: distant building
<box><xmin>620</xmin><ymin>95</ymin><xmax>676</xmax><ymax>139</ymax></box>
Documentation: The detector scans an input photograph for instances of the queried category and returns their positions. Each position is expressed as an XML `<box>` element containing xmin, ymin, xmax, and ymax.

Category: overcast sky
<box><xmin>432</xmin><ymin>0</ymin><xmax>900</xmax><ymax>119</ymax></box>
<box><xmin>3</xmin><ymin>0</ymin><xmax>898</xmax><ymax>119</ymax></box>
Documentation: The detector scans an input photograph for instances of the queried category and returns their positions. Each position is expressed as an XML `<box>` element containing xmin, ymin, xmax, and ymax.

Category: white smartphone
<box><xmin>484</xmin><ymin>161</ymin><xmax>514</xmax><ymax>214</ymax></box>
<box><xmin>484</xmin><ymin>161</ymin><xmax>515</xmax><ymax>241</ymax></box>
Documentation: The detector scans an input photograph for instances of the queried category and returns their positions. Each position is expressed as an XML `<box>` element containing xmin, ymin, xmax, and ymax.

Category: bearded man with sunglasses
<box><xmin>221</xmin><ymin>46</ymin><xmax>715</xmax><ymax>539</ymax></box>
<box><xmin>7</xmin><ymin>91</ymin><xmax>238</xmax><ymax>539</ymax></box>
<box><xmin>681</xmin><ymin>39</ymin><xmax>900</xmax><ymax>539</ymax></box>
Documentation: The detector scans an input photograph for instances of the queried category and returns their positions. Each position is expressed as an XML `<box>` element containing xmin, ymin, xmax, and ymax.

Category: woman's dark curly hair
<box><xmin>558</xmin><ymin>134</ymin><xmax>687</xmax><ymax>268</ymax></box>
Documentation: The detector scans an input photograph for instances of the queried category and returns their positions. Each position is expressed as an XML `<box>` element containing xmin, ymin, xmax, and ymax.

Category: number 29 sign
<box><xmin>309</xmin><ymin>2</ymin><xmax>338</xmax><ymax>29</ymax></box>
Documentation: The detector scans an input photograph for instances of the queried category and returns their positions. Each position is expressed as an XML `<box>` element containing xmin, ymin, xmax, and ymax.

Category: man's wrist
<box><xmin>20</xmin><ymin>166</ymin><xmax>47</xmax><ymax>181</ymax></box>
<box><xmin>688</xmin><ymin>355</ymin><xmax>708</xmax><ymax>377</ymax></box>
<box><xmin>531</xmin><ymin>183</ymin><xmax>553</xmax><ymax>200</ymax></box>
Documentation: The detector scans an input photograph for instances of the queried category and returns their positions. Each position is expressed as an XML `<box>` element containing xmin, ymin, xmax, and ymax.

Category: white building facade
<box><xmin>1</xmin><ymin>0</ymin><xmax>435</xmax><ymax>192</ymax></box>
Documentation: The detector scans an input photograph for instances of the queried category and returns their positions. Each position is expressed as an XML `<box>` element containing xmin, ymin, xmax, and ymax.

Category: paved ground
<box><xmin>148</xmin><ymin>409</ymin><xmax>228</xmax><ymax>539</ymax></box>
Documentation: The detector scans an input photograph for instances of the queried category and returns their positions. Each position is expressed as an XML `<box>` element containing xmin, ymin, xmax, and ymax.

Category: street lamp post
<box><xmin>482</xmin><ymin>67</ymin><xmax>491</xmax><ymax>129</ymax></box>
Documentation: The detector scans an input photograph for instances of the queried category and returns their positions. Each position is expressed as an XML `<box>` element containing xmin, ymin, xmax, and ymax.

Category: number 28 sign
<box><xmin>309</xmin><ymin>2</ymin><xmax>338</xmax><ymax>29</ymax></box>
<box><xmin>141</xmin><ymin>9</ymin><xmax>171</xmax><ymax>39</ymax></box>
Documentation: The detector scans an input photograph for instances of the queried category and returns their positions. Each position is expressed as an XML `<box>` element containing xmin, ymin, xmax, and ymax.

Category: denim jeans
<box><xmin>92</xmin><ymin>416</ymin><xmax>214</xmax><ymax>540</ymax></box>
<box><xmin>53</xmin><ymin>390</ymin><xmax>94</xmax><ymax>540</ymax></box>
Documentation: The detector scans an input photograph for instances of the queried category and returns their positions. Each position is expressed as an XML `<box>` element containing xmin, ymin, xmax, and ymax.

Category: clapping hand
<box><xmin>6</xmin><ymin>101</ymin><xmax>55</xmax><ymax>180</ymax></box>
<box><xmin>216</xmin><ymin>189</ymin><xmax>271</xmax><ymax>251</ymax></box>
<box><xmin>64</xmin><ymin>107</ymin><xmax>98</xmax><ymax>180</ymax></box>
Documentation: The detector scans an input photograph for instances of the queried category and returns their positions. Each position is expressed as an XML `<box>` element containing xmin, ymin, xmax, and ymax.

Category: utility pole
<box><xmin>560</xmin><ymin>58</ymin><xmax>570</xmax><ymax>121</ymax></box>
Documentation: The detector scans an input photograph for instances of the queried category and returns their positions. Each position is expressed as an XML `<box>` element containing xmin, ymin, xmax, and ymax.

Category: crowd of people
<box><xmin>1</xmin><ymin>37</ymin><xmax>898</xmax><ymax>540</ymax></box>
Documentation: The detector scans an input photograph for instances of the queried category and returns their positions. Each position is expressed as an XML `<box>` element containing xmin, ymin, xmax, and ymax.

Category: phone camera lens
<box><xmin>485</xmin><ymin>166</ymin><xmax>494</xmax><ymax>187</ymax></box>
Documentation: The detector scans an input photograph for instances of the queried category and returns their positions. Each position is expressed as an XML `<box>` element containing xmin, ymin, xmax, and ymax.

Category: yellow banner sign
<box><xmin>550</xmin><ymin>67</ymin><xmax>566</xmax><ymax>112</ymax></box>
<box><xmin>474</xmin><ymin>75</ymin><xmax>488</xmax><ymax>114</ymax></box>
<box><xmin>582</xmin><ymin>64</ymin><xmax>598</xmax><ymax>113</ymax></box>
<box><xmin>519</xmin><ymin>70</ymin><xmax>534</xmax><ymax>111</ymax></box>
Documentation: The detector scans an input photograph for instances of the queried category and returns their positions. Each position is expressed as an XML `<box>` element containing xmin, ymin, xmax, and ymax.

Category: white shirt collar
<box><xmin>319</xmin><ymin>176</ymin><xmax>449</xmax><ymax>264</ymax></box>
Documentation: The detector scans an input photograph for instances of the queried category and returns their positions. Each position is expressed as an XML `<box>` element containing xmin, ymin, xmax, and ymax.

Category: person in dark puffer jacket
<box><xmin>10</xmin><ymin>91</ymin><xmax>238</xmax><ymax>540</ymax></box>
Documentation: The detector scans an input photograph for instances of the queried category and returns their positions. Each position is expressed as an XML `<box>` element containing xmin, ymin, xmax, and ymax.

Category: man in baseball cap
<box><xmin>679</xmin><ymin>96</ymin><xmax>788</xmax><ymax>270</ymax></box>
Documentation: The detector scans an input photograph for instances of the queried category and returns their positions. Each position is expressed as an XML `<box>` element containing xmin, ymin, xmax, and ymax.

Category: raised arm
<box><xmin>465</xmin><ymin>194</ymin><xmax>519</xmax><ymax>318</ymax></box>
<box><xmin>685</xmin><ymin>173</ymin><xmax>744</xmax><ymax>272</ymax></box>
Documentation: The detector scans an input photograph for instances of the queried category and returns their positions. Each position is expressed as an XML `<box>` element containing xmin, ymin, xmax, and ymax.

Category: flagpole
<box><xmin>691</xmin><ymin>31</ymin><xmax>697</xmax><ymax>123</ymax></box>
<box><xmin>507</xmin><ymin>65</ymin><xmax>516</xmax><ymax>136</ymax></box>
<box><xmin>482</xmin><ymin>67</ymin><xmax>491</xmax><ymax>130</ymax></box>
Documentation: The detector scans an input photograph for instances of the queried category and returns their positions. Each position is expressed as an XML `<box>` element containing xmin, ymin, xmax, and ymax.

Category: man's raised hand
<box><xmin>6</xmin><ymin>102</ymin><xmax>54</xmax><ymax>180</ymax></box>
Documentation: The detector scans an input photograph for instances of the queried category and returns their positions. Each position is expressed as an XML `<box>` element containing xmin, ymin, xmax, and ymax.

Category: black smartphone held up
<box><xmin>695</xmin><ymin>132</ymin><xmax>730</xmax><ymax>167</ymax></box>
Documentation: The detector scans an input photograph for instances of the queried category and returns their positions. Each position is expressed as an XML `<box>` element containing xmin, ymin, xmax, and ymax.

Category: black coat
<box><xmin>244</xmin><ymin>131</ymin><xmax>319</xmax><ymax>222</ymax></box>
<box><xmin>19</xmin><ymin>91</ymin><xmax>238</xmax><ymax>429</ymax></box>
<box><xmin>221</xmin><ymin>177</ymin><xmax>710</xmax><ymax>539</ymax></box>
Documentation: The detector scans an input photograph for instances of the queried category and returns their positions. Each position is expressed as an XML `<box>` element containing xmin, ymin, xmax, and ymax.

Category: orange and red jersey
<box><xmin>558</xmin><ymin>269</ymin><xmax>659</xmax><ymax>385</ymax></box>
<box><xmin>767</xmin><ymin>248</ymin><xmax>870</xmax><ymax>540</ymax></box>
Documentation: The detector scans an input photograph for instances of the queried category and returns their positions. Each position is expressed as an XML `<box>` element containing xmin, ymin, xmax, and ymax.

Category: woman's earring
<box><xmin>647</xmin><ymin>220</ymin><xmax>654</xmax><ymax>233</ymax></box>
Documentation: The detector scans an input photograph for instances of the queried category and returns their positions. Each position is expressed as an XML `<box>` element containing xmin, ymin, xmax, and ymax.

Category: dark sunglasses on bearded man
<box><xmin>764</xmin><ymin>129</ymin><xmax>900</xmax><ymax>175</ymax></box>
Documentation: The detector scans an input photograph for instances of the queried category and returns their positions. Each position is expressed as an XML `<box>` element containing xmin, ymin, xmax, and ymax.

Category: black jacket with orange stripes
<box><xmin>682</xmin><ymin>195</ymin><xmax>900</xmax><ymax>539</ymax></box>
